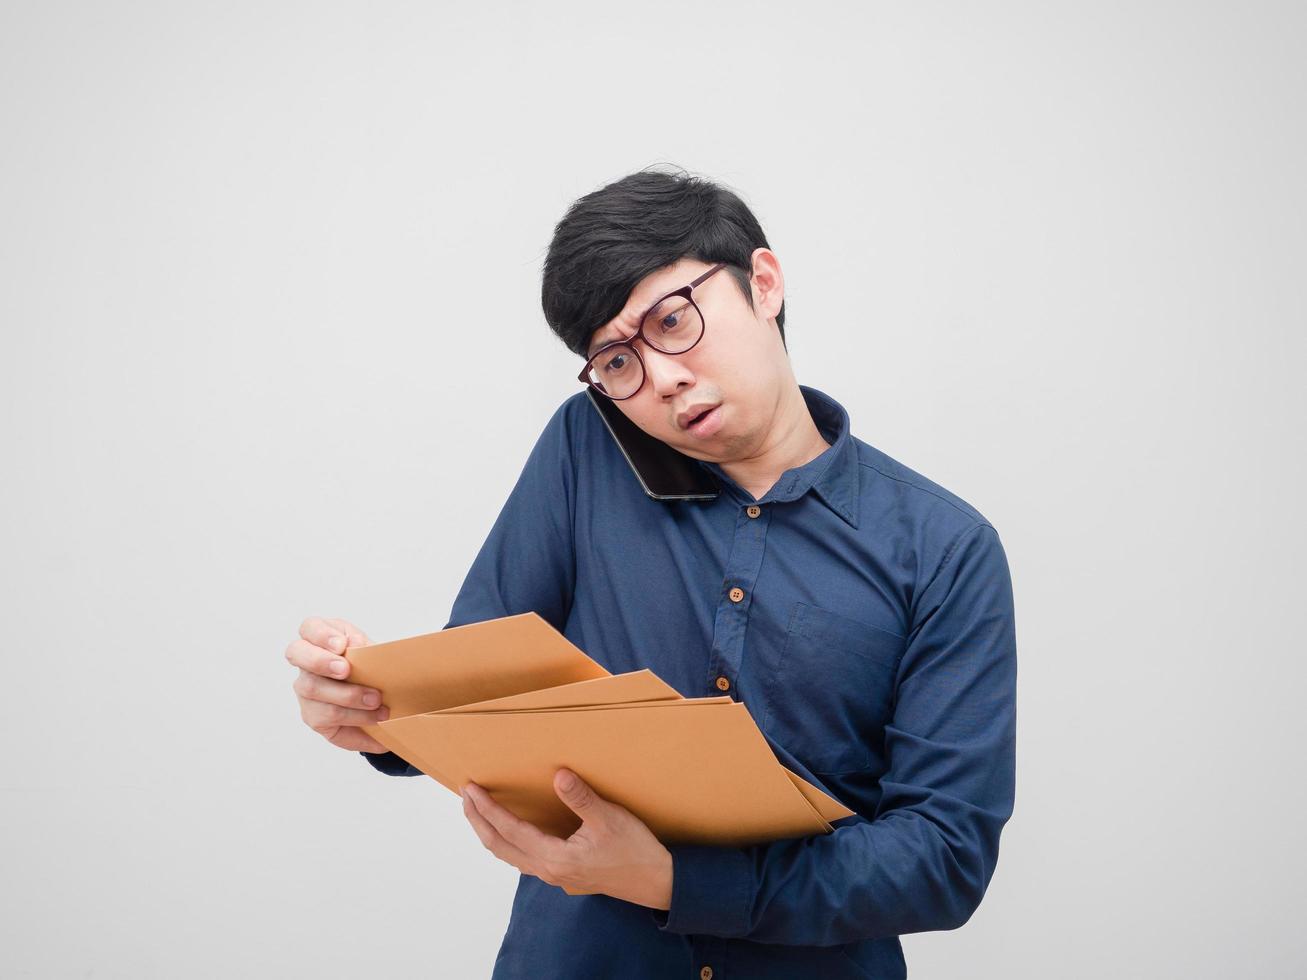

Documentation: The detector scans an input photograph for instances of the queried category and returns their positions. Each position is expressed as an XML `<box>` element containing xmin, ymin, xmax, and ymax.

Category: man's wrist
<box><xmin>650</xmin><ymin>845</ymin><xmax>673</xmax><ymax>910</ymax></box>
<box><xmin>629</xmin><ymin>845</ymin><xmax>674</xmax><ymax>910</ymax></box>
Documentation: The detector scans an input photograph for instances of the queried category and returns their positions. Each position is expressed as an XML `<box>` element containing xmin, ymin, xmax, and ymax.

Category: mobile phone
<box><xmin>585</xmin><ymin>388</ymin><xmax>720</xmax><ymax>501</ymax></box>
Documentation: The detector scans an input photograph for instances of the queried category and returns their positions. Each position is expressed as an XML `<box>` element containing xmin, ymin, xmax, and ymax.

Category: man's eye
<box><xmin>602</xmin><ymin>353</ymin><xmax>630</xmax><ymax>373</ymax></box>
<box><xmin>654</xmin><ymin>304</ymin><xmax>689</xmax><ymax>332</ymax></box>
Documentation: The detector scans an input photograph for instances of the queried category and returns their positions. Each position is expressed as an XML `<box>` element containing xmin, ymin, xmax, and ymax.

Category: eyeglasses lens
<box><xmin>585</xmin><ymin>298</ymin><xmax>704</xmax><ymax>399</ymax></box>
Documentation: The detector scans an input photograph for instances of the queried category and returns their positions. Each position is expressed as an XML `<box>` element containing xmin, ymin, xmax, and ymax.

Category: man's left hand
<box><xmin>461</xmin><ymin>769</ymin><xmax>673</xmax><ymax>910</ymax></box>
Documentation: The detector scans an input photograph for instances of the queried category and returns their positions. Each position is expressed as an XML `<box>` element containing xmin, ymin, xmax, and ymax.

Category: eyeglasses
<box><xmin>577</xmin><ymin>262</ymin><xmax>729</xmax><ymax>400</ymax></box>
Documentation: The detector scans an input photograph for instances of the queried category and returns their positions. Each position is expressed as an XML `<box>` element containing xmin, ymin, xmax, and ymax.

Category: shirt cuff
<box><xmin>649</xmin><ymin>843</ymin><xmax>753</xmax><ymax>937</ymax></box>
<box><xmin>360</xmin><ymin>750</ymin><xmax>418</xmax><ymax>777</ymax></box>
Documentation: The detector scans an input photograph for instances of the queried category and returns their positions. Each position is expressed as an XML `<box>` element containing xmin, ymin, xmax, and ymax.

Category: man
<box><xmin>287</xmin><ymin>168</ymin><xmax>1017</xmax><ymax>979</ymax></box>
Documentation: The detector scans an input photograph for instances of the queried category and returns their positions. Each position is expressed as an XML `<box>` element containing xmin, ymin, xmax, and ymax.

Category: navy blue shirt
<box><xmin>363</xmin><ymin>385</ymin><xmax>1017</xmax><ymax>979</ymax></box>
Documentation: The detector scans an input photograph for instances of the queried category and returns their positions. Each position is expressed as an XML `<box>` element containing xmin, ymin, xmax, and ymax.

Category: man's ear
<box><xmin>748</xmin><ymin>247</ymin><xmax>784</xmax><ymax>323</ymax></box>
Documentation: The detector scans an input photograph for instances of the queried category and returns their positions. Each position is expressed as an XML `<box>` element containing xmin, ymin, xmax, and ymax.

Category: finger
<box><xmin>553</xmin><ymin>769</ymin><xmax>607</xmax><ymax>822</ymax></box>
<box><xmin>299</xmin><ymin>616</ymin><xmax>348</xmax><ymax>653</ymax></box>
<box><xmin>285</xmin><ymin>637</ymin><xmax>351</xmax><ymax>680</ymax></box>
<box><xmin>301</xmin><ymin>697</ymin><xmax>390</xmax><ymax>734</ymax></box>
<box><xmin>463</xmin><ymin>783</ymin><xmax>567</xmax><ymax>862</ymax></box>
<box><xmin>326</xmin><ymin>618</ymin><xmax>371</xmax><ymax>647</ymax></box>
<box><xmin>462</xmin><ymin>791</ymin><xmax>540</xmax><ymax>873</ymax></box>
<box><xmin>292</xmin><ymin>670</ymin><xmax>383</xmax><ymax>710</ymax></box>
<box><xmin>326</xmin><ymin>727</ymin><xmax>392</xmax><ymax>753</ymax></box>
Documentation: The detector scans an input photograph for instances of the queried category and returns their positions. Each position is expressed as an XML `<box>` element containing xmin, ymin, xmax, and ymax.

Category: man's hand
<box><xmin>286</xmin><ymin>616</ymin><xmax>391</xmax><ymax>753</ymax></box>
<box><xmin>461</xmin><ymin>769</ymin><xmax>674</xmax><ymax>910</ymax></box>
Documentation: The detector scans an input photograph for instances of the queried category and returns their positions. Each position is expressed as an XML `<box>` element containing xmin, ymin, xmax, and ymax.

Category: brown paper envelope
<box><xmin>382</xmin><ymin>700</ymin><xmax>833</xmax><ymax>848</ymax></box>
<box><xmin>344</xmin><ymin>612</ymin><xmax>609</xmax><ymax>748</ymax></box>
<box><xmin>433</xmin><ymin>669</ymin><xmax>681</xmax><ymax>714</ymax></box>
<box><xmin>346</xmin><ymin>612</ymin><xmax>854</xmax><ymax>827</ymax></box>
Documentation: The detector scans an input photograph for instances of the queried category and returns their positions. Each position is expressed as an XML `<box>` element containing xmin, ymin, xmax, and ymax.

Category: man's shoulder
<box><xmin>536</xmin><ymin>389</ymin><xmax>596</xmax><ymax>426</ymax></box>
<box><xmin>850</xmin><ymin>435</ymin><xmax>993</xmax><ymax>534</ymax></box>
<box><xmin>524</xmin><ymin>391</ymin><xmax>628</xmax><ymax>481</ymax></box>
<box><xmin>540</xmin><ymin>390</ymin><xmax>607</xmax><ymax>452</ymax></box>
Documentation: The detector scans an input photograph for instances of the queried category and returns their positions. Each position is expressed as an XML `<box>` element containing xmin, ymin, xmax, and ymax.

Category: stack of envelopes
<box><xmin>347</xmin><ymin>611</ymin><xmax>854</xmax><ymax>851</ymax></box>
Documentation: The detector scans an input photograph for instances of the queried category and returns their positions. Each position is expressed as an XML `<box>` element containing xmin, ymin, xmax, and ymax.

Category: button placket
<box><xmin>706</xmin><ymin>501</ymin><xmax>772</xmax><ymax>698</ymax></box>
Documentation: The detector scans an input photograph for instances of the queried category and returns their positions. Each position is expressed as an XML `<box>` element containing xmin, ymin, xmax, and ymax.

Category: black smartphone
<box><xmin>586</xmin><ymin>388</ymin><xmax>720</xmax><ymax>500</ymax></box>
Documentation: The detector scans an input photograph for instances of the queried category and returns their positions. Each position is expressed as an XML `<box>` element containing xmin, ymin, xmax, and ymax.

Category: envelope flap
<box><xmin>346</xmin><ymin>612</ymin><xmax>610</xmax><ymax>722</ymax></box>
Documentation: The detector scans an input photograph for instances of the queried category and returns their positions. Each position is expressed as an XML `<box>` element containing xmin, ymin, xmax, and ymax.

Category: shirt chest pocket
<box><xmin>759</xmin><ymin>601</ymin><xmax>904</xmax><ymax>774</ymax></box>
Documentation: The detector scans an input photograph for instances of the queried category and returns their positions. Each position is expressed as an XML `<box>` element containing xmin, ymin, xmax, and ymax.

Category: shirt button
<box><xmin>715</xmin><ymin>676</ymin><xmax>730</xmax><ymax>691</ymax></box>
<box><xmin>728</xmin><ymin>587</ymin><xmax>745</xmax><ymax>603</ymax></box>
<box><xmin>746</xmin><ymin>505</ymin><xmax>761</xmax><ymax>518</ymax></box>
<box><xmin>700</xmin><ymin>968</ymin><xmax>714</xmax><ymax>980</ymax></box>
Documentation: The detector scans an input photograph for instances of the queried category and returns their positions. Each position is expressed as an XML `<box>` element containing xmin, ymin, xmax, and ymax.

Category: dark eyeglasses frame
<box><xmin>577</xmin><ymin>262</ymin><xmax>730</xmax><ymax>401</ymax></box>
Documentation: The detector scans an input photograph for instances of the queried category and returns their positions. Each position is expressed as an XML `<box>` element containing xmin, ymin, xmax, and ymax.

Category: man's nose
<box><xmin>641</xmin><ymin>345</ymin><xmax>695</xmax><ymax>397</ymax></box>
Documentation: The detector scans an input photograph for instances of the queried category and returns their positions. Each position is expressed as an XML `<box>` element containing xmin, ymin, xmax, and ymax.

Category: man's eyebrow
<box><xmin>587</xmin><ymin>281</ymin><xmax>675</xmax><ymax>356</ymax></box>
<box><xmin>586</xmin><ymin>307</ymin><xmax>640</xmax><ymax>356</ymax></box>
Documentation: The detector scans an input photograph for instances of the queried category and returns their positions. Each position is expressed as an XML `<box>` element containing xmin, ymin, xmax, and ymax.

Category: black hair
<box><xmin>541</xmin><ymin>165</ymin><xmax>785</xmax><ymax>357</ymax></box>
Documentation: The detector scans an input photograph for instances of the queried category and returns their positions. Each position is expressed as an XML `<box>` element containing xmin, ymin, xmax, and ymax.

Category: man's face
<box><xmin>582</xmin><ymin>249</ymin><xmax>789</xmax><ymax>464</ymax></box>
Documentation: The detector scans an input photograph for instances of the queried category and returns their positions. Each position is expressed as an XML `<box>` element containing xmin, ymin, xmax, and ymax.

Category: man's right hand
<box><xmin>287</xmin><ymin>616</ymin><xmax>391</xmax><ymax>754</ymax></box>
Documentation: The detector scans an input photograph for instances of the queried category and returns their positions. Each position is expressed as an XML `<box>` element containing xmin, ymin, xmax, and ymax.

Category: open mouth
<box><xmin>684</xmin><ymin>405</ymin><xmax>726</xmax><ymax>431</ymax></box>
<box><xmin>681</xmin><ymin>404</ymin><xmax>723</xmax><ymax>437</ymax></box>
<box><xmin>687</xmin><ymin>407</ymin><xmax>714</xmax><ymax>427</ymax></box>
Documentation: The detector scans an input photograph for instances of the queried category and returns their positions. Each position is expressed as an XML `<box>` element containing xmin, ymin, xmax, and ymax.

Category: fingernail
<box><xmin>327</xmin><ymin>636</ymin><xmax>344</xmax><ymax>652</ymax></box>
<box><xmin>330</xmin><ymin>659</ymin><xmax>347</xmax><ymax>677</ymax></box>
<box><xmin>558</xmin><ymin>770</ymin><xmax>576</xmax><ymax>791</ymax></box>
<box><xmin>363</xmin><ymin>691</ymin><xmax>380</xmax><ymax>707</ymax></box>
<box><xmin>377</xmin><ymin>706</ymin><xmax>390</xmax><ymax>721</ymax></box>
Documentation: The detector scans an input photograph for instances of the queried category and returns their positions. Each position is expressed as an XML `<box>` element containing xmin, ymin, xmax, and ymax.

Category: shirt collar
<box><xmin>698</xmin><ymin>385</ymin><xmax>860</xmax><ymax>528</ymax></box>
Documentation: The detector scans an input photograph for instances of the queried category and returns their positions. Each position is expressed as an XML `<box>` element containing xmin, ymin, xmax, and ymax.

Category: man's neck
<box><xmin>719</xmin><ymin>385</ymin><xmax>832</xmax><ymax>501</ymax></box>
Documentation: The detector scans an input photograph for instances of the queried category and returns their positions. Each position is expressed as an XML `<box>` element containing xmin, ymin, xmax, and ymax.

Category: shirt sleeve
<box><xmin>650</xmin><ymin>522</ymin><xmax>1017</xmax><ymax>945</ymax></box>
<box><xmin>361</xmin><ymin>399</ymin><xmax>580</xmax><ymax>778</ymax></box>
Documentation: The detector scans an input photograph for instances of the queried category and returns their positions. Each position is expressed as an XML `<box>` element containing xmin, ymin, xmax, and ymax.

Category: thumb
<box><xmin>554</xmin><ymin>768</ymin><xmax>605</xmax><ymax>820</ymax></box>
<box><xmin>327</xmin><ymin>619</ymin><xmax>371</xmax><ymax>647</ymax></box>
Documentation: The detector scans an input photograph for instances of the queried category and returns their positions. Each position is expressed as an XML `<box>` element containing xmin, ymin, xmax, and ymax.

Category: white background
<box><xmin>2</xmin><ymin>2</ymin><xmax>1304</xmax><ymax>977</ymax></box>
